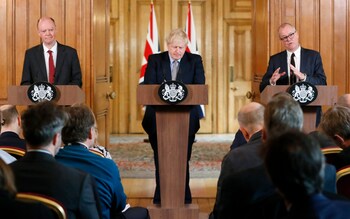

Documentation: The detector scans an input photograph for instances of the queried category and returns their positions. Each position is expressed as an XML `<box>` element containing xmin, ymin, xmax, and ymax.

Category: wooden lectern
<box><xmin>137</xmin><ymin>84</ymin><xmax>208</xmax><ymax>219</ymax></box>
<box><xmin>7</xmin><ymin>85</ymin><xmax>85</xmax><ymax>105</ymax></box>
<box><xmin>260</xmin><ymin>85</ymin><xmax>338</xmax><ymax>133</ymax></box>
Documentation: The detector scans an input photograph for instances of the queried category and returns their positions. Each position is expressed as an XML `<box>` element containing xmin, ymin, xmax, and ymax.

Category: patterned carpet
<box><xmin>109</xmin><ymin>134</ymin><xmax>233</xmax><ymax>178</ymax></box>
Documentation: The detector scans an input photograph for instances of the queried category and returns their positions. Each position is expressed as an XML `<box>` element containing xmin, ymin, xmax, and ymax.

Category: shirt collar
<box><xmin>27</xmin><ymin>149</ymin><xmax>52</xmax><ymax>155</ymax></box>
<box><xmin>43</xmin><ymin>41</ymin><xmax>58</xmax><ymax>54</ymax></box>
<box><xmin>287</xmin><ymin>45</ymin><xmax>301</xmax><ymax>58</ymax></box>
<box><xmin>168</xmin><ymin>53</ymin><xmax>181</xmax><ymax>63</ymax></box>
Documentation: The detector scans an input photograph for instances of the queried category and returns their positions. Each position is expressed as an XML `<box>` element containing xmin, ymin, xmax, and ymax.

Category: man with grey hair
<box><xmin>260</xmin><ymin>23</ymin><xmax>326</xmax><ymax>126</ymax></box>
<box><xmin>142</xmin><ymin>28</ymin><xmax>205</xmax><ymax>204</ymax></box>
<box><xmin>263</xmin><ymin>92</ymin><xmax>303</xmax><ymax>138</ymax></box>
<box><xmin>318</xmin><ymin>105</ymin><xmax>350</xmax><ymax>169</ymax></box>
<box><xmin>210</xmin><ymin>92</ymin><xmax>336</xmax><ymax>219</ymax></box>
<box><xmin>260</xmin><ymin>23</ymin><xmax>326</xmax><ymax>91</ymax></box>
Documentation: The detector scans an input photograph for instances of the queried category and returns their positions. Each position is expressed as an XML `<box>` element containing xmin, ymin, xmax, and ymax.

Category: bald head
<box><xmin>237</xmin><ymin>102</ymin><xmax>265</xmax><ymax>140</ymax></box>
<box><xmin>337</xmin><ymin>94</ymin><xmax>350</xmax><ymax>108</ymax></box>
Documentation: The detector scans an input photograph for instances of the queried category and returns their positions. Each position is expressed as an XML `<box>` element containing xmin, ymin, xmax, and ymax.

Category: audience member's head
<box><xmin>0</xmin><ymin>105</ymin><xmax>21</xmax><ymax>134</ymax></box>
<box><xmin>237</xmin><ymin>102</ymin><xmax>265</xmax><ymax>141</ymax></box>
<box><xmin>308</xmin><ymin>130</ymin><xmax>336</xmax><ymax>148</ymax></box>
<box><xmin>318</xmin><ymin>105</ymin><xmax>350</xmax><ymax>149</ymax></box>
<box><xmin>263</xmin><ymin>92</ymin><xmax>303</xmax><ymax>139</ymax></box>
<box><xmin>21</xmin><ymin>101</ymin><xmax>67</xmax><ymax>154</ymax></box>
<box><xmin>337</xmin><ymin>94</ymin><xmax>350</xmax><ymax>108</ymax></box>
<box><xmin>62</xmin><ymin>104</ymin><xmax>97</xmax><ymax>148</ymax></box>
<box><xmin>0</xmin><ymin>158</ymin><xmax>17</xmax><ymax>197</ymax></box>
<box><xmin>263</xmin><ymin>130</ymin><xmax>325</xmax><ymax>205</ymax></box>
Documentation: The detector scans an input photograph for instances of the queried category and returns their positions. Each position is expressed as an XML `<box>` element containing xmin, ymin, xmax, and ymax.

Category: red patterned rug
<box><xmin>109</xmin><ymin>136</ymin><xmax>231</xmax><ymax>178</ymax></box>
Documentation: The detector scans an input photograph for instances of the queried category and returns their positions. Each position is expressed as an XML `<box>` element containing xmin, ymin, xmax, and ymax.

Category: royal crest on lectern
<box><xmin>158</xmin><ymin>81</ymin><xmax>188</xmax><ymax>104</ymax></box>
<box><xmin>287</xmin><ymin>82</ymin><xmax>318</xmax><ymax>105</ymax></box>
<box><xmin>27</xmin><ymin>82</ymin><xmax>57</xmax><ymax>103</ymax></box>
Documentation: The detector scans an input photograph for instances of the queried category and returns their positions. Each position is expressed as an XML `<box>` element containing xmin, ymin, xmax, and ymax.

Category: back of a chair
<box><xmin>321</xmin><ymin>146</ymin><xmax>342</xmax><ymax>166</ymax></box>
<box><xmin>16</xmin><ymin>193</ymin><xmax>67</xmax><ymax>219</ymax></box>
<box><xmin>336</xmin><ymin>165</ymin><xmax>350</xmax><ymax>199</ymax></box>
<box><xmin>0</xmin><ymin>146</ymin><xmax>26</xmax><ymax>159</ymax></box>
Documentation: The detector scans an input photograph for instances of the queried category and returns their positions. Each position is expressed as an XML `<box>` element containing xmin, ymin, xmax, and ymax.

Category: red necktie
<box><xmin>48</xmin><ymin>50</ymin><xmax>55</xmax><ymax>84</ymax></box>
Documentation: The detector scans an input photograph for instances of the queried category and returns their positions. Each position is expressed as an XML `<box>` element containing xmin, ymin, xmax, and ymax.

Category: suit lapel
<box><xmin>55</xmin><ymin>43</ymin><xmax>65</xmax><ymax>81</ymax></box>
<box><xmin>161</xmin><ymin>52</ymin><xmax>172</xmax><ymax>81</ymax></box>
<box><xmin>299</xmin><ymin>47</ymin><xmax>306</xmax><ymax>73</ymax></box>
<box><xmin>36</xmin><ymin>45</ymin><xmax>48</xmax><ymax>81</ymax></box>
<box><xmin>281</xmin><ymin>51</ymin><xmax>288</xmax><ymax>72</ymax></box>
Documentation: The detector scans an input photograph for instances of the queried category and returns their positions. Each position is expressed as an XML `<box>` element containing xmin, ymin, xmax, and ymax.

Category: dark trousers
<box><xmin>148</xmin><ymin>133</ymin><xmax>194</xmax><ymax>204</ymax></box>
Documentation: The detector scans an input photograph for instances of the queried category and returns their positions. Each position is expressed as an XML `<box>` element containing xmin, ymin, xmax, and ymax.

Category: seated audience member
<box><xmin>318</xmin><ymin>105</ymin><xmax>350</xmax><ymax>170</ymax></box>
<box><xmin>263</xmin><ymin>130</ymin><xmax>350</xmax><ymax>219</ymax></box>
<box><xmin>0</xmin><ymin>110</ymin><xmax>16</xmax><ymax>164</ymax></box>
<box><xmin>0</xmin><ymin>158</ymin><xmax>55</xmax><ymax>219</ymax></box>
<box><xmin>210</xmin><ymin>92</ymin><xmax>337</xmax><ymax>219</ymax></box>
<box><xmin>337</xmin><ymin>94</ymin><xmax>350</xmax><ymax>108</ymax></box>
<box><xmin>211</xmin><ymin>102</ymin><xmax>264</xmax><ymax>218</ymax></box>
<box><xmin>218</xmin><ymin>102</ymin><xmax>264</xmax><ymax>183</ymax></box>
<box><xmin>56</xmin><ymin>104</ymin><xmax>149</xmax><ymax>219</ymax></box>
<box><xmin>0</xmin><ymin>105</ymin><xmax>26</xmax><ymax>150</ymax></box>
<box><xmin>10</xmin><ymin>101</ymin><xmax>101</xmax><ymax>219</ymax></box>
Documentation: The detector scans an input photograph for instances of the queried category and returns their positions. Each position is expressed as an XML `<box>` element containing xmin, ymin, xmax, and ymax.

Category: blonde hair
<box><xmin>166</xmin><ymin>28</ymin><xmax>188</xmax><ymax>45</ymax></box>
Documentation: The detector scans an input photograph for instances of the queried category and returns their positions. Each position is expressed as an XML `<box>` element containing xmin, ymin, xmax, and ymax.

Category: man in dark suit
<box><xmin>142</xmin><ymin>28</ymin><xmax>205</xmax><ymax>204</ymax></box>
<box><xmin>260</xmin><ymin>23</ymin><xmax>327</xmax><ymax>91</ymax></box>
<box><xmin>0</xmin><ymin>158</ymin><xmax>56</xmax><ymax>219</ymax></box>
<box><xmin>210</xmin><ymin>102</ymin><xmax>264</xmax><ymax>218</ymax></box>
<box><xmin>21</xmin><ymin>16</ymin><xmax>82</xmax><ymax>87</ymax></box>
<box><xmin>259</xmin><ymin>23</ymin><xmax>327</xmax><ymax>127</ymax></box>
<box><xmin>0</xmin><ymin>105</ymin><xmax>26</xmax><ymax>151</ymax></box>
<box><xmin>10</xmin><ymin>101</ymin><xmax>100</xmax><ymax>219</ymax></box>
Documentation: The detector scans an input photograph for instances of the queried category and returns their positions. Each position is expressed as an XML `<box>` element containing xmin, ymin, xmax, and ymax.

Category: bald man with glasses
<box><xmin>259</xmin><ymin>23</ymin><xmax>327</xmax><ymax>91</ymax></box>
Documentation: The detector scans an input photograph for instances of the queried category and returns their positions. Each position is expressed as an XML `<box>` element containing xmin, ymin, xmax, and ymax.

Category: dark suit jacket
<box><xmin>142</xmin><ymin>51</ymin><xmax>205</xmax><ymax>137</ymax></box>
<box><xmin>212</xmin><ymin>164</ymin><xmax>337</xmax><ymax>219</ymax></box>
<box><xmin>259</xmin><ymin>48</ymin><xmax>327</xmax><ymax>92</ymax></box>
<box><xmin>0</xmin><ymin>131</ymin><xmax>26</xmax><ymax>150</ymax></box>
<box><xmin>332</xmin><ymin>147</ymin><xmax>350</xmax><ymax>170</ymax></box>
<box><xmin>218</xmin><ymin>131</ymin><xmax>263</xmax><ymax>186</ymax></box>
<box><xmin>10</xmin><ymin>151</ymin><xmax>100</xmax><ymax>219</ymax></box>
<box><xmin>230</xmin><ymin>129</ymin><xmax>247</xmax><ymax>150</ymax></box>
<box><xmin>0</xmin><ymin>190</ymin><xmax>55</xmax><ymax>219</ymax></box>
<box><xmin>21</xmin><ymin>42</ymin><xmax>82</xmax><ymax>87</ymax></box>
<box><xmin>286</xmin><ymin>193</ymin><xmax>350</xmax><ymax>219</ymax></box>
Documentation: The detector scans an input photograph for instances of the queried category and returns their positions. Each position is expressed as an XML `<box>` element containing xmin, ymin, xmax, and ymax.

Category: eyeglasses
<box><xmin>280</xmin><ymin>31</ymin><xmax>296</xmax><ymax>41</ymax></box>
